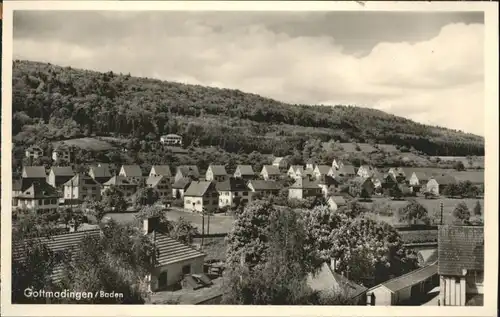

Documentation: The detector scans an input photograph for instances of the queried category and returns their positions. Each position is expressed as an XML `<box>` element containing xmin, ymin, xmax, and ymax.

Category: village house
<box><xmin>119</xmin><ymin>165</ymin><xmax>144</xmax><ymax>184</ymax></box>
<box><xmin>12</xmin><ymin>180</ymin><xmax>60</xmax><ymax>213</ymax></box>
<box><xmin>307</xmin><ymin>261</ymin><xmax>367</xmax><ymax>305</ymax></box>
<box><xmin>313</xmin><ymin>165</ymin><xmax>334</xmax><ymax>180</ymax></box>
<box><xmin>172</xmin><ymin>178</ymin><xmax>192</xmax><ymax>199</ymax></box>
<box><xmin>408</xmin><ymin>171</ymin><xmax>430</xmax><ymax>192</ymax></box>
<box><xmin>101</xmin><ymin>176</ymin><xmax>139</xmax><ymax>200</ymax></box>
<box><xmin>63</xmin><ymin>173</ymin><xmax>101</xmax><ymax>204</ymax></box>
<box><xmin>351</xmin><ymin>176</ymin><xmax>375</xmax><ymax>198</ymax></box>
<box><xmin>337</xmin><ymin>164</ymin><xmax>356</xmax><ymax>177</ymax></box>
<box><xmin>287</xmin><ymin>165</ymin><xmax>304</xmax><ymax>179</ymax></box>
<box><xmin>52</xmin><ymin>145</ymin><xmax>71</xmax><ymax>163</ymax></box>
<box><xmin>426</xmin><ymin>175</ymin><xmax>457</xmax><ymax>196</ymax></box>
<box><xmin>388</xmin><ymin>167</ymin><xmax>407</xmax><ymax>183</ymax></box>
<box><xmin>438</xmin><ymin>225</ymin><xmax>484</xmax><ymax>306</ymax></box>
<box><xmin>160</xmin><ymin>134</ymin><xmax>183</xmax><ymax>146</ymax></box>
<box><xmin>143</xmin><ymin>216</ymin><xmax>207</xmax><ymax>291</ymax></box>
<box><xmin>233</xmin><ymin>165</ymin><xmax>255</xmax><ymax>180</ymax></box>
<box><xmin>183</xmin><ymin>181</ymin><xmax>219</xmax><ymax>213</ymax></box>
<box><xmin>25</xmin><ymin>145</ymin><xmax>44</xmax><ymax>159</ymax></box>
<box><xmin>88</xmin><ymin>165</ymin><xmax>113</xmax><ymax>184</ymax></box>
<box><xmin>149</xmin><ymin>165</ymin><xmax>172</xmax><ymax>178</ymax></box>
<box><xmin>357</xmin><ymin>165</ymin><xmax>376</xmax><ymax>178</ymax></box>
<box><xmin>272</xmin><ymin>157</ymin><xmax>288</xmax><ymax>173</ymax></box>
<box><xmin>247</xmin><ymin>180</ymin><xmax>282</xmax><ymax>197</ymax></box>
<box><xmin>205</xmin><ymin>165</ymin><xmax>228</xmax><ymax>182</ymax></box>
<box><xmin>332</xmin><ymin>158</ymin><xmax>344</xmax><ymax>170</ymax></box>
<box><xmin>366</xmin><ymin>263</ymin><xmax>438</xmax><ymax>306</ymax></box>
<box><xmin>327</xmin><ymin>195</ymin><xmax>347</xmax><ymax>212</ymax></box>
<box><xmin>175</xmin><ymin>166</ymin><xmax>200</xmax><ymax>182</ymax></box>
<box><xmin>146</xmin><ymin>175</ymin><xmax>171</xmax><ymax>199</ymax></box>
<box><xmin>317</xmin><ymin>175</ymin><xmax>340</xmax><ymax>198</ymax></box>
<box><xmin>47</xmin><ymin>166</ymin><xmax>75</xmax><ymax>192</ymax></box>
<box><xmin>383</xmin><ymin>173</ymin><xmax>398</xmax><ymax>190</ymax></box>
<box><xmin>260</xmin><ymin>165</ymin><xmax>281</xmax><ymax>181</ymax></box>
<box><xmin>288</xmin><ymin>177</ymin><xmax>322</xmax><ymax>200</ymax></box>
<box><xmin>216</xmin><ymin>178</ymin><xmax>251</xmax><ymax>208</ymax></box>
<box><xmin>305</xmin><ymin>159</ymin><xmax>316</xmax><ymax>171</ymax></box>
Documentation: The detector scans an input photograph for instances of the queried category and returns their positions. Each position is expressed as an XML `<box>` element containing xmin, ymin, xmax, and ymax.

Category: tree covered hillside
<box><xmin>12</xmin><ymin>60</ymin><xmax>484</xmax><ymax>156</ymax></box>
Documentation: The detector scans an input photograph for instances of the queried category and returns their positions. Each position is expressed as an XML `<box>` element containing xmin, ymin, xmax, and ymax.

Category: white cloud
<box><xmin>13</xmin><ymin>18</ymin><xmax>484</xmax><ymax>135</ymax></box>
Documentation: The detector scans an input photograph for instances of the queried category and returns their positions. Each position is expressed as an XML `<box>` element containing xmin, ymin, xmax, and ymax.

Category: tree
<box><xmin>225</xmin><ymin>200</ymin><xmax>274</xmax><ymax>269</ymax></box>
<box><xmin>473</xmin><ymin>200</ymin><xmax>482</xmax><ymax>216</ymax></box>
<box><xmin>169</xmin><ymin>217</ymin><xmax>199</xmax><ymax>244</ymax></box>
<box><xmin>223</xmin><ymin>206</ymin><xmax>317</xmax><ymax>305</ymax></box>
<box><xmin>12</xmin><ymin>214</ymin><xmax>62</xmax><ymax>303</ymax></box>
<box><xmin>398</xmin><ymin>199</ymin><xmax>430</xmax><ymax>225</ymax></box>
<box><xmin>102</xmin><ymin>186</ymin><xmax>128</xmax><ymax>212</ymax></box>
<box><xmin>58</xmin><ymin>220</ymin><xmax>154</xmax><ymax>303</ymax></box>
<box><xmin>134</xmin><ymin>187</ymin><xmax>160</xmax><ymax>207</ymax></box>
<box><xmin>453</xmin><ymin>201</ymin><xmax>471</xmax><ymax>225</ymax></box>
<box><xmin>389</xmin><ymin>184</ymin><xmax>403</xmax><ymax>200</ymax></box>
<box><xmin>359</xmin><ymin>187</ymin><xmax>371</xmax><ymax>201</ymax></box>
<box><xmin>454</xmin><ymin>161</ymin><xmax>465</xmax><ymax>171</ymax></box>
<box><xmin>85</xmin><ymin>200</ymin><xmax>108</xmax><ymax>223</ymax></box>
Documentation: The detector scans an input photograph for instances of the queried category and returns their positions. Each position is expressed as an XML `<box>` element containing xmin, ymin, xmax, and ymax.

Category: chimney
<box><xmin>143</xmin><ymin>216</ymin><xmax>160</xmax><ymax>234</ymax></box>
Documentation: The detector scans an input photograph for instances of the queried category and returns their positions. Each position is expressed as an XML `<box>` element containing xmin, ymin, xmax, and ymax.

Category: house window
<box><xmin>182</xmin><ymin>265</ymin><xmax>191</xmax><ymax>275</ymax></box>
<box><xmin>186</xmin><ymin>200</ymin><xmax>191</xmax><ymax>204</ymax></box>
<box><xmin>243</xmin><ymin>191</ymin><xmax>248</xmax><ymax>196</ymax></box>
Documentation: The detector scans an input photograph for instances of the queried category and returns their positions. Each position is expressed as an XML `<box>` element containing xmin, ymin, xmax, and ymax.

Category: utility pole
<box><xmin>207</xmin><ymin>210</ymin><xmax>210</xmax><ymax>236</ymax></box>
<box><xmin>440</xmin><ymin>202</ymin><xmax>444</xmax><ymax>225</ymax></box>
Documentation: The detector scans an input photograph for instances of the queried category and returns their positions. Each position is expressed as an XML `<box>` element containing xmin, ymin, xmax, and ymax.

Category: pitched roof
<box><xmin>153</xmin><ymin>232</ymin><xmax>205</xmax><ymax>266</ymax></box>
<box><xmin>22</xmin><ymin>166</ymin><xmax>46</xmax><ymax>179</ymax></box>
<box><xmin>151</xmin><ymin>165</ymin><xmax>171</xmax><ymax>177</ymax></box>
<box><xmin>418</xmin><ymin>249</ymin><xmax>438</xmax><ymax>267</ymax></box>
<box><xmin>216</xmin><ymin>178</ymin><xmax>249</xmax><ymax>192</ymax></box>
<box><xmin>13</xmin><ymin>178</ymin><xmax>36</xmax><ymax>192</ymax></box>
<box><xmin>328</xmin><ymin>195</ymin><xmax>346</xmax><ymax>206</ymax></box>
<box><xmin>290</xmin><ymin>177</ymin><xmax>320</xmax><ymax>189</ymax></box>
<box><xmin>120</xmin><ymin>165</ymin><xmax>143</xmax><ymax>177</ymax></box>
<box><xmin>248</xmin><ymin>180</ymin><xmax>282</xmax><ymax>191</ymax></box>
<box><xmin>272</xmin><ymin>157</ymin><xmax>284</xmax><ymax>165</ymax></box>
<box><xmin>146</xmin><ymin>175</ymin><xmax>168</xmax><ymax>188</ymax></box>
<box><xmin>89</xmin><ymin>166</ymin><xmax>112</xmax><ymax>178</ymax></box>
<box><xmin>433</xmin><ymin>175</ymin><xmax>458</xmax><ymax>185</ymax></box>
<box><xmin>102</xmin><ymin>176</ymin><xmax>137</xmax><ymax>186</ymax></box>
<box><xmin>208</xmin><ymin>165</ymin><xmax>227</xmax><ymax>176</ymax></box>
<box><xmin>307</xmin><ymin>263</ymin><xmax>367</xmax><ymax>299</ymax></box>
<box><xmin>338</xmin><ymin>165</ymin><xmax>355</xmax><ymax>175</ymax></box>
<box><xmin>438</xmin><ymin>225</ymin><xmax>484</xmax><ymax>276</ymax></box>
<box><xmin>50</xmin><ymin>166</ymin><xmax>75</xmax><ymax>177</ymax></box>
<box><xmin>379</xmin><ymin>263</ymin><xmax>438</xmax><ymax>292</ymax></box>
<box><xmin>184</xmin><ymin>181</ymin><xmax>215</xmax><ymax>197</ymax></box>
<box><xmin>63</xmin><ymin>174</ymin><xmax>99</xmax><ymax>187</ymax></box>
<box><xmin>177</xmin><ymin>166</ymin><xmax>200</xmax><ymax>178</ymax></box>
<box><xmin>162</xmin><ymin>134</ymin><xmax>182</xmax><ymax>138</ymax></box>
<box><xmin>13</xmin><ymin>229</ymin><xmax>102</xmax><ymax>282</ymax></box>
<box><xmin>289</xmin><ymin>165</ymin><xmax>304</xmax><ymax>173</ymax></box>
<box><xmin>17</xmin><ymin>180</ymin><xmax>60</xmax><ymax>199</ymax></box>
<box><xmin>172</xmin><ymin>177</ymin><xmax>192</xmax><ymax>189</ymax></box>
<box><xmin>235</xmin><ymin>165</ymin><xmax>254</xmax><ymax>176</ymax></box>
<box><xmin>317</xmin><ymin>175</ymin><xmax>338</xmax><ymax>186</ymax></box>
<box><xmin>315</xmin><ymin>165</ymin><xmax>332</xmax><ymax>175</ymax></box>
<box><xmin>262</xmin><ymin>165</ymin><xmax>281</xmax><ymax>175</ymax></box>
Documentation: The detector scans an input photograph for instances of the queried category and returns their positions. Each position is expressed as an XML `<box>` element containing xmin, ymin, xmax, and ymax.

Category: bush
<box><xmin>171</xmin><ymin>198</ymin><xmax>184</xmax><ymax>207</ymax></box>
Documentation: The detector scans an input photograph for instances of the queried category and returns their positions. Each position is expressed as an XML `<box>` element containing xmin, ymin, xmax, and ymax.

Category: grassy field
<box><xmin>53</xmin><ymin>137</ymin><xmax>116</xmax><ymax>151</ymax></box>
<box><xmin>361</xmin><ymin>197</ymin><xmax>484</xmax><ymax>226</ymax></box>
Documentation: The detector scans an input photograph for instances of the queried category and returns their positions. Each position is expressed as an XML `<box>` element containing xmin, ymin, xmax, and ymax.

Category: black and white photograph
<box><xmin>1</xmin><ymin>1</ymin><xmax>498</xmax><ymax>316</ymax></box>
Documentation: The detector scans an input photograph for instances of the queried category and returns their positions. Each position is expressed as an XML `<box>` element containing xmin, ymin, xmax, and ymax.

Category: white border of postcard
<box><xmin>1</xmin><ymin>1</ymin><xmax>499</xmax><ymax>316</ymax></box>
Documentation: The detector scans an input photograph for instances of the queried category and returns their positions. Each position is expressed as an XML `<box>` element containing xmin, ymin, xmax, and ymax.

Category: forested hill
<box><xmin>12</xmin><ymin>60</ymin><xmax>484</xmax><ymax>156</ymax></box>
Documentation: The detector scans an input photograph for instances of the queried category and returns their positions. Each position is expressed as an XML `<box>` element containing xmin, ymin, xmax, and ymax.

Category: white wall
<box><xmin>150</xmin><ymin>256</ymin><xmax>205</xmax><ymax>291</ymax></box>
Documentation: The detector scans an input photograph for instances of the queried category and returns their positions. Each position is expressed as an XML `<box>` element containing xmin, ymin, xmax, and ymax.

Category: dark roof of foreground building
<box><xmin>184</xmin><ymin>181</ymin><xmax>216</xmax><ymax>197</ymax></box>
<box><xmin>172</xmin><ymin>177</ymin><xmax>192</xmax><ymax>189</ymax></box>
<box><xmin>216</xmin><ymin>178</ymin><xmax>249</xmax><ymax>192</ymax></box>
<box><xmin>248</xmin><ymin>180</ymin><xmax>282</xmax><ymax>191</ymax></box>
<box><xmin>152</xmin><ymin>232</ymin><xmax>206</xmax><ymax>267</ymax></box>
<box><xmin>22</xmin><ymin>166</ymin><xmax>46</xmax><ymax>179</ymax></box>
<box><xmin>438</xmin><ymin>225</ymin><xmax>484</xmax><ymax>276</ymax></box>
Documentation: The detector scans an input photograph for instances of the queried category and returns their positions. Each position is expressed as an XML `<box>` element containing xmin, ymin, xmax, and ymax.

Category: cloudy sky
<box><xmin>13</xmin><ymin>10</ymin><xmax>484</xmax><ymax>135</ymax></box>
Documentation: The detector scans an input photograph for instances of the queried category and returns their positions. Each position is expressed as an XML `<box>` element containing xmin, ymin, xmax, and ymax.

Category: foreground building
<box><xmin>438</xmin><ymin>225</ymin><xmax>484</xmax><ymax>306</ymax></box>
<box><xmin>216</xmin><ymin>177</ymin><xmax>251</xmax><ymax>208</ymax></box>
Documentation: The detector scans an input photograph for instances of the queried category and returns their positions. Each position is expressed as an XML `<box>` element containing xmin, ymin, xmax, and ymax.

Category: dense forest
<box><xmin>12</xmin><ymin>60</ymin><xmax>484</xmax><ymax>159</ymax></box>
